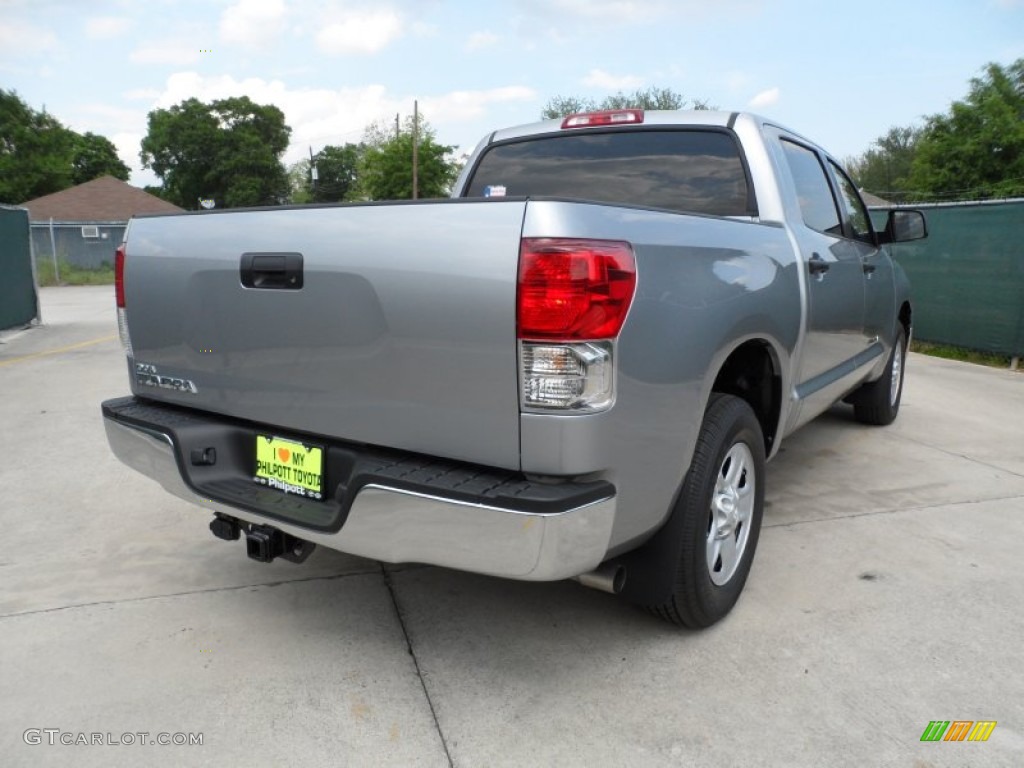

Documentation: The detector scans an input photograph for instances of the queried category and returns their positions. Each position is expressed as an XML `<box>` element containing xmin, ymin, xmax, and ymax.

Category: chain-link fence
<box><xmin>0</xmin><ymin>206</ymin><xmax>39</xmax><ymax>330</ymax></box>
<box><xmin>872</xmin><ymin>199</ymin><xmax>1024</xmax><ymax>359</ymax></box>
<box><xmin>30</xmin><ymin>221</ymin><xmax>125</xmax><ymax>270</ymax></box>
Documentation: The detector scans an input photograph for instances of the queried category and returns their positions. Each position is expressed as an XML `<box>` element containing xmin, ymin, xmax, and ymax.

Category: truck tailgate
<box><xmin>123</xmin><ymin>200</ymin><xmax>527</xmax><ymax>470</ymax></box>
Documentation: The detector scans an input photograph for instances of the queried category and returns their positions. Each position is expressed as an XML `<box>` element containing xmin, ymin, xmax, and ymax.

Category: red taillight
<box><xmin>114</xmin><ymin>244</ymin><xmax>126</xmax><ymax>308</ymax></box>
<box><xmin>517</xmin><ymin>238</ymin><xmax>636</xmax><ymax>340</ymax></box>
<box><xmin>560</xmin><ymin>109</ymin><xmax>644</xmax><ymax>129</ymax></box>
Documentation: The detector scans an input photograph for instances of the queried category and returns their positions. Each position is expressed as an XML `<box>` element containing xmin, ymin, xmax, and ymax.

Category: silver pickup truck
<box><xmin>102</xmin><ymin>109</ymin><xmax>927</xmax><ymax>627</ymax></box>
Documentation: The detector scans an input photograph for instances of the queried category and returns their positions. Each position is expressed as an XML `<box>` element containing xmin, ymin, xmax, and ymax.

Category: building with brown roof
<box><xmin>22</xmin><ymin>176</ymin><xmax>182</xmax><ymax>269</ymax></box>
<box><xmin>21</xmin><ymin>175</ymin><xmax>182</xmax><ymax>221</ymax></box>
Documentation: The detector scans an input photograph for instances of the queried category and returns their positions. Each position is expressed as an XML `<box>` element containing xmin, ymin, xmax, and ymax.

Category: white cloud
<box><xmin>523</xmin><ymin>0</ymin><xmax>759</xmax><ymax>24</ymax></box>
<box><xmin>113</xmin><ymin>131</ymin><xmax>158</xmax><ymax>187</ymax></box>
<box><xmin>315</xmin><ymin>9</ymin><xmax>403</xmax><ymax>55</ymax></box>
<box><xmin>540</xmin><ymin>0</ymin><xmax>671</xmax><ymax>21</ymax></box>
<box><xmin>582</xmin><ymin>68</ymin><xmax>644</xmax><ymax>90</ymax></box>
<box><xmin>79</xmin><ymin>104</ymin><xmax>143</xmax><ymax>126</ymax></box>
<box><xmin>55</xmin><ymin>101</ymin><xmax>151</xmax><ymax>184</ymax></box>
<box><xmin>151</xmin><ymin>73</ymin><xmax>401</xmax><ymax>164</ymax></box>
<box><xmin>112</xmin><ymin>131</ymin><xmax>142</xmax><ymax>166</ymax></box>
<box><xmin>85</xmin><ymin>16</ymin><xmax>132</xmax><ymax>40</ymax></box>
<box><xmin>145</xmin><ymin>73</ymin><xmax>536</xmax><ymax>167</ymax></box>
<box><xmin>129</xmin><ymin>42</ymin><xmax>201</xmax><ymax>66</ymax></box>
<box><xmin>68</xmin><ymin>74</ymin><xmax>535</xmax><ymax>186</ymax></box>
<box><xmin>0</xmin><ymin>21</ymin><xmax>57</xmax><ymax>57</ymax></box>
<box><xmin>219</xmin><ymin>0</ymin><xmax>287</xmax><ymax>47</ymax></box>
<box><xmin>466</xmin><ymin>30</ymin><xmax>499</xmax><ymax>51</ymax></box>
<box><xmin>419</xmin><ymin>86</ymin><xmax>537</xmax><ymax>123</ymax></box>
<box><xmin>749</xmin><ymin>87</ymin><xmax>780</xmax><ymax>108</ymax></box>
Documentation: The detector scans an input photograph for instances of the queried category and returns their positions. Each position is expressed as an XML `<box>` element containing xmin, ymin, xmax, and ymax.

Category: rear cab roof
<box><xmin>458</xmin><ymin>110</ymin><xmax>808</xmax><ymax>225</ymax></box>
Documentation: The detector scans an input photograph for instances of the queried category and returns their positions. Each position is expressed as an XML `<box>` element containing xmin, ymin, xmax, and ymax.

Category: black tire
<box><xmin>650</xmin><ymin>394</ymin><xmax>766</xmax><ymax>628</ymax></box>
<box><xmin>853</xmin><ymin>325</ymin><xmax>907</xmax><ymax>426</ymax></box>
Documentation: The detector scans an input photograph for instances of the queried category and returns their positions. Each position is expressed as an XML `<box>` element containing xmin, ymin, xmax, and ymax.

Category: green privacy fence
<box><xmin>871</xmin><ymin>199</ymin><xmax>1024</xmax><ymax>358</ymax></box>
<box><xmin>0</xmin><ymin>206</ymin><xmax>39</xmax><ymax>330</ymax></box>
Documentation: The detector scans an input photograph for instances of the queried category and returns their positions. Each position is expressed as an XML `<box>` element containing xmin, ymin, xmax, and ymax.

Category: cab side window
<box><xmin>780</xmin><ymin>140</ymin><xmax>842</xmax><ymax>236</ymax></box>
<box><xmin>828</xmin><ymin>161</ymin><xmax>873</xmax><ymax>242</ymax></box>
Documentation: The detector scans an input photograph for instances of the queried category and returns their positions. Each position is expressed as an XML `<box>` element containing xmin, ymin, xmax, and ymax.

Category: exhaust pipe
<box><xmin>575</xmin><ymin>563</ymin><xmax>626</xmax><ymax>594</ymax></box>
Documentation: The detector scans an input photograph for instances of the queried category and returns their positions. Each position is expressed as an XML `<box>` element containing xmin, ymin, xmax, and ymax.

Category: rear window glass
<box><xmin>464</xmin><ymin>129</ymin><xmax>752</xmax><ymax>217</ymax></box>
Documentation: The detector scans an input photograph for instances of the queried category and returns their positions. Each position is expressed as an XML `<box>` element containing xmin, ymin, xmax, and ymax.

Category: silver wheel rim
<box><xmin>706</xmin><ymin>442</ymin><xmax>756</xmax><ymax>586</ymax></box>
<box><xmin>890</xmin><ymin>342</ymin><xmax>903</xmax><ymax>406</ymax></box>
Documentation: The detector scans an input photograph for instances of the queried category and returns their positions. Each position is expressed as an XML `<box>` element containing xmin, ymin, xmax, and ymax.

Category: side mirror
<box><xmin>880</xmin><ymin>209</ymin><xmax>928</xmax><ymax>244</ymax></box>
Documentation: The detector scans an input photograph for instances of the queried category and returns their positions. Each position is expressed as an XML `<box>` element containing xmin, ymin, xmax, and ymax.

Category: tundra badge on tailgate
<box><xmin>134</xmin><ymin>362</ymin><xmax>198</xmax><ymax>394</ymax></box>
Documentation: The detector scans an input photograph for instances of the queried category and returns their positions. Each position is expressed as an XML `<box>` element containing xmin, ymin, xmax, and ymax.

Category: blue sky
<box><xmin>2</xmin><ymin>0</ymin><xmax>1022</xmax><ymax>188</ymax></box>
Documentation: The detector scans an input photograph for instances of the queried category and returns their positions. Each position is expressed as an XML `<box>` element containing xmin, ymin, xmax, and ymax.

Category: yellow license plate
<box><xmin>254</xmin><ymin>435</ymin><xmax>324</xmax><ymax>500</ymax></box>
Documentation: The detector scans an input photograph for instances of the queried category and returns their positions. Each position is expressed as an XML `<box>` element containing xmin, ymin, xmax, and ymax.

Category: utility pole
<box><xmin>412</xmin><ymin>100</ymin><xmax>419</xmax><ymax>200</ymax></box>
<box><xmin>395</xmin><ymin>113</ymin><xmax>400</xmax><ymax>139</ymax></box>
<box><xmin>309</xmin><ymin>146</ymin><xmax>318</xmax><ymax>193</ymax></box>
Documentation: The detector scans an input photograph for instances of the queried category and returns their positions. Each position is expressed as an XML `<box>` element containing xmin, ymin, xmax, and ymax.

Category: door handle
<box><xmin>808</xmin><ymin>253</ymin><xmax>830</xmax><ymax>275</ymax></box>
<box><xmin>240</xmin><ymin>252</ymin><xmax>304</xmax><ymax>289</ymax></box>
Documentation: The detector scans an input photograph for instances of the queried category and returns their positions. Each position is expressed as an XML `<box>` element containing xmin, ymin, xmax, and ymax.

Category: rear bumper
<box><xmin>102</xmin><ymin>397</ymin><xmax>616</xmax><ymax>581</ymax></box>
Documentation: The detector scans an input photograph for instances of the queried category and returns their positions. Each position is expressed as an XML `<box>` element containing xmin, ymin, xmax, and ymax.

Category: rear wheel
<box><xmin>650</xmin><ymin>394</ymin><xmax>766</xmax><ymax>628</ymax></box>
<box><xmin>853</xmin><ymin>325</ymin><xmax>906</xmax><ymax>426</ymax></box>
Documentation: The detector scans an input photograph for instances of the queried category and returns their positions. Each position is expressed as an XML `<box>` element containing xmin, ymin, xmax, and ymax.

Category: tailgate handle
<box><xmin>240</xmin><ymin>252</ymin><xmax>304</xmax><ymax>290</ymax></box>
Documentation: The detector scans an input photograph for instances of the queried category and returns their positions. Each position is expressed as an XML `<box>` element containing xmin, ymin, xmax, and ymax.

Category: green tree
<box><xmin>306</xmin><ymin>143</ymin><xmax>365</xmax><ymax>202</ymax></box>
<box><xmin>140</xmin><ymin>96</ymin><xmax>291</xmax><ymax>209</ymax></box>
<box><xmin>0</xmin><ymin>89</ymin><xmax>76</xmax><ymax>203</ymax></box>
<box><xmin>541</xmin><ymin>95</ymin><xmax>599</xmax><ymax>120</ymax></box>
<box><xmin>72</xmin><ymin>131</ymin><xmax>130</xmax><ymax>185</ymax></box>
<box><xmin>846</xmin><ymin>126</ymin><xmax>920</xmax><ymax>202</ymax></box>
<box><xmin>143</xmin><ymin>185</ymin><xmax>173</xmax><ymax>202</ymax></box>
<box><xmin>287</xmin><ymin>159</ymin><xmax>314</xmax><ymax>204</ymax></box>
<box><xmin>541</xmin><ymin>87</ymin><xmax>713</xmax><ymax>119</ymax></box>
<box><xmin>356</xmin><ymin>115</ymin><xmax>458</xmax><ymax>201</ymax></box>
<box><xmin>908</xmin><ymin>59</ymin><xmax>1024</xmax><ymax>200</ymax></box>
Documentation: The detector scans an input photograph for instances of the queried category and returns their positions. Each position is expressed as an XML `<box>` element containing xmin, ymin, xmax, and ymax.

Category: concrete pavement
<box><xmin>1</xmin><ymin>286</ymin><xmax>1022</xmax><ymax>767</ymax></box>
